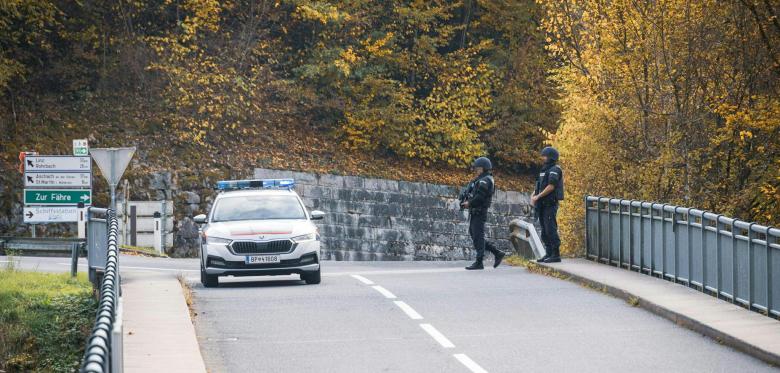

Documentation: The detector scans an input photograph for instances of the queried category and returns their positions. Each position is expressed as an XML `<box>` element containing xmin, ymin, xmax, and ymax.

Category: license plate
<box><xmin>245</xmin><ymin>255</ymin><xmax>280</xmax><ymax>264</ymax></box>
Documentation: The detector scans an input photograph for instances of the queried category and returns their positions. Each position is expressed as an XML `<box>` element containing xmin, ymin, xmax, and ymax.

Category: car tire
<box><xmin>302</xmin><ymin>268</ymin><xmax>321</xmax><ymax>285</ymax></box>
<box><xmin>201</xmin><ymin>265</ymin><xmax>218</xmax><ymax>288</ymax></box>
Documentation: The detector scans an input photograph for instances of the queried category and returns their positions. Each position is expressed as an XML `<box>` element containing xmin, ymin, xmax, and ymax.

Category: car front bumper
<box><xmin>203</xmin><ymin>240</ymin><xmax>320</xmax><ymax>277</ymax></box>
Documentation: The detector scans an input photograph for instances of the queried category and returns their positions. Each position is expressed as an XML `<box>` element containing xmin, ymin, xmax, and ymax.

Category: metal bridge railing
<box><xmin>585</xmin><ymin>196</ymin><xmax>779</xmax><ymax>318</ymax></box>
<box><xmin>80</xmin><ymin>208</ymin><xmax>124</xmax><ymax>372</ymax></box>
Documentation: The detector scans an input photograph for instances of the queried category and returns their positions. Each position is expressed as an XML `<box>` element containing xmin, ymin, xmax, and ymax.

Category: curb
<box><xmin>537</xmin><ymin>261</ymin><xmax>780</xmax><ymax>368</ymax></box>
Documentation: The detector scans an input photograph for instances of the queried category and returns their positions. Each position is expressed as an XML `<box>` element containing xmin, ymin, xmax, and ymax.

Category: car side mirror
<box><xmin>310</xmin><ymin>210</ymin><xmax>325</xmax><ymax>220</ymax></box>
<box><xmin>193</xmin><ymin>214</ymin><xmax>208</xmax><ymax>224</ymax></box>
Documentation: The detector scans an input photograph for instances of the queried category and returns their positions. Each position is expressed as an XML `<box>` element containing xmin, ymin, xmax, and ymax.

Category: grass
<box><xmin>0</xmin><ymin>267</ymin><xmax>96</xmax><ymax>372</ymax></box>
<box><xmin>120</xmin><ymin>244</ymin><xmax>167</xmax><ymax>257</ymax></box>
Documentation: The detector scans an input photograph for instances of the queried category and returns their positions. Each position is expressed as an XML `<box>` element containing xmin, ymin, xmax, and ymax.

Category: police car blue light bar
<box><xmin>216</xmin><ymin>178</ymin><xmax>295</xmax><ymax>191</ymax></box>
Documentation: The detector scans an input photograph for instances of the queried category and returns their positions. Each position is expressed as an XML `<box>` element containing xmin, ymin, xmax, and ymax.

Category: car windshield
<box><xmin>212</xmin><ymin>195</ymin><xmax>306</xmax><ymax>222</ymax></box>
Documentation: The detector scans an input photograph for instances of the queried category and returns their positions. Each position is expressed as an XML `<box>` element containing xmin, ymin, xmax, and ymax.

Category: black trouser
<box><xmin>469</xmin><ymin>211</ymin><xmax>500</xmax><ymax>260</ymax></box>
<box><xmin>539</xmin><ymin>203</ymin><xmax>561</xmax><ymax>258</ymax></box>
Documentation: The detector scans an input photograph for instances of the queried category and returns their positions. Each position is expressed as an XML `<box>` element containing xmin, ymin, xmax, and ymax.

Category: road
<box><xmin>2</xmin><ymin>255</ymin><xmax>777</xmax><ymax>372</ymax></box>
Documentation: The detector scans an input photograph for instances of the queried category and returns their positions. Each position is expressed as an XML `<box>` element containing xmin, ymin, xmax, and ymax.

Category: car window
<box><xmin>212</xmin><ymin>195</ymin><xmax>306</xmax><ymax>222</ymax></box>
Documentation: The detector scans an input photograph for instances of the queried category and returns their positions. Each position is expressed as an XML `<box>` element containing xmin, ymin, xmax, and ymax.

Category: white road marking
<box><xmin>393</xmin><ymin>301</ymin><xmax>423</xmax><ymax>320</ymax></box>
<box><xmin>351</xmin><ymin>274</ymin><xmax>374</xmax><ymax>285</ymax></box>
<box><xmin>328</xmin><ymin>268</ymin><xmax>464</xmax><ymax>277</ymax></box>
<box><xmin>454</xmin><ymin>354</ymin><xmax>488</xmax><ymax>373</ymax></box>
<box><xmin>371</xmin><ymin>285</ymin><xmax>397</xmax><ymax>299</ymax></box>
<box><xmin>419</xmin><ymin>323</ymin><xmax>455</xmax><ymax>348</ymax></box>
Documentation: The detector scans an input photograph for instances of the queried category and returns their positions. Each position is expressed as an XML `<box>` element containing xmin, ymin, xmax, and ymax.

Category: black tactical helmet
<box><xmin>472</xmin><ymin>156</ymin><xmax>492</xmax><ymax>170</ymax></box>
<box><xmin>541</xmin><ymin>146</ymin><xmax>559</xmax><ymax>161</ymax></box>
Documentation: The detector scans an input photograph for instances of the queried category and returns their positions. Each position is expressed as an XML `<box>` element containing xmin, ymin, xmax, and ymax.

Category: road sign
<box><xmin>24</xmin><ymin>189</ymin><xmax>92</xmax><ymax>206</ymax></box>
<box><xmin>24</xmin><ymin>156</ymin><xmax>91</xmax><ymax>172</ymax></box>
<box><xmin>91</xmin><ymin>147</ymin><xmax>135</xmax><ymax>211</ymax></box>
<box><xmin>24</xmin><ymin>172</ymin><xmax>91</xmax><ymax>188</ymax></box>
<box><xmin>23</xmin><ymin>206</ymin><xmax>79</xmax><ymax>223</ymax></box>
<box><xmin>73</xmin><ymin>139</ymin><xmax>89</xmax><ymax>156</ymax></box>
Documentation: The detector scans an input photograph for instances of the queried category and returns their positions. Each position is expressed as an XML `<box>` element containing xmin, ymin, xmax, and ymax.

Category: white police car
<box><xmin>193</xmin><ymin>179</ymin><xmax>324</xmax><ymax>287</ymax></box>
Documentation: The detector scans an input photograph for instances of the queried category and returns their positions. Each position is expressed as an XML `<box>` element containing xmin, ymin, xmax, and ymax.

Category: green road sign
<box><xmin>24</xmin><ymin>189</ymin><xmax>92</xmax><ymax>206</ymax></box>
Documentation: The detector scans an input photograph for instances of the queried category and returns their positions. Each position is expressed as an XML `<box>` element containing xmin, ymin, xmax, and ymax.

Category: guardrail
<box><xmin>0</xmin><ymin>237</ymin><xmax>86</xmax><ymax>277</ymax></box>
<box><xmin>509</xmin><ymin>219</ymin><xmax>546</xmax><ymax>260</ymax></box>
<box><xmin>585</xmin><ymin>196</ymin><xmax>779</xmax><ymax>318</ymax></box>
<box><xmin>0</xmin><ymin>236</ymin><xmax>86</xmax><ymax>256</ymax></box>
<box><xmin>80</xmin><ymin>208</ymin><xmax>123</xmax><ymax>373</ymax></box>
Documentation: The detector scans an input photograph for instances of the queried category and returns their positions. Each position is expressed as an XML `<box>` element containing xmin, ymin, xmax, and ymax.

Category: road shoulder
<box><xmin>539</xmin><ymin>258</ymin><xmax>780</xmax><ymax>367</ymax></box>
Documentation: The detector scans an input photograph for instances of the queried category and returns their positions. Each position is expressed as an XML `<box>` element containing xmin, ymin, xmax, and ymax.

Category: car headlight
<box><xmin>291</xmin><ymin>233</ymin><xmax>317</xmax><ymax>243</ymax></box>
<box><xmin>206</xmin><ymin>236</ymin><xmax>232</xmax><ymax>245</ymax></box>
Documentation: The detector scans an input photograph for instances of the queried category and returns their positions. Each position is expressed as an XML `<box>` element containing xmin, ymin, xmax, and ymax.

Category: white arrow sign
<box><xmin>23</xmin><ymin>207</ymin><xmax>79</xmax><ymax>223</ymax></box>
<box><xmin>24</xmin><ymin>172</ymin><xmax>91</xmax><ymax>188</ymax></box>
<box><xmin>25</xmin><ymin>156</ymin><xmax>91</xmax><ymax>172</ymax></box>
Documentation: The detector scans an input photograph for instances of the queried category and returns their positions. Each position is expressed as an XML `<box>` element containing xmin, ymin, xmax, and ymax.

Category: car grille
<box><xmin>230</xmin><ymin>240</ymin><xmax>294</xmax><ymax>254</ymax></box>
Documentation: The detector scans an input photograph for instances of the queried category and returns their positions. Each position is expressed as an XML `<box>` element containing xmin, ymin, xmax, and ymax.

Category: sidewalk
<box><xmin>540</xmin><ymin>259</ymin><xmax>780</xmax><ymax>367</ymax></box>
<box><xmin>122</xmin><ymin>271</ymin><xmax>207</xmax><ymax>373</ymax></box>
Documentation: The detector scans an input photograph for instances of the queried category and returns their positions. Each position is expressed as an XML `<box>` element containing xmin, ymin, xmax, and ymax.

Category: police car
<box><xmin>193</xmin><ymin>179</ymin><xmax>324</xmax><ymax>287</ymax></box>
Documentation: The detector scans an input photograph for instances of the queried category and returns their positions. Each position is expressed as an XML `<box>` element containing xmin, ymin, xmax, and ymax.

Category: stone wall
<box><xmin>254</xmin><ymin>168</ymin><xmax>533</xmax><ymax>261</ymax></box>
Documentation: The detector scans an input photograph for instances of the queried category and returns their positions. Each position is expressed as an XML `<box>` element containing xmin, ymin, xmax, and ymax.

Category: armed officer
<box><xmin>532</xmin><ymin>146</ymin><xmax>564</xmax><ymax>263</ymax></box>
<box><xmin>460</xmin><ymin>157</ymin><xmax>505</xmax><ymax>270</ymax></box>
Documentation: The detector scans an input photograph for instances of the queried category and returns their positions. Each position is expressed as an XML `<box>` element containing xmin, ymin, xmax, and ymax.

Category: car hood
<box><xmin>205</xmin><ymin>219</ymin><xmax>314</xmax><ymax>240</ymax></box>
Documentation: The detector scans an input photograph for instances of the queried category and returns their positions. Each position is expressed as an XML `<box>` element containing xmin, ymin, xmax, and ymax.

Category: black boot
<box><xmin>493</xmin><ymin>251</ymin><xmax>505</xmax><ymax>268</ymax></box>
<box><xmin>465</xmin><ymin>259</ymin><xmax>484</xmax><ymax>270</ymax></box>
<box><xmin>543</xmin><ymin>256</ymin><xmax>561</xmax><ymax>263</ymax></box>
<box><xmin>536</xmin><ymin>254</ymin><xmax>550</xmax><ymax>263</ymax></box>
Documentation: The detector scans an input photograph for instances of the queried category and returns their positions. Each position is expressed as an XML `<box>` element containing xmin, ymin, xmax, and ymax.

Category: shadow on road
<box><xmin>197</xmin><ymin>278</ymin><xmax>308</xmax><ymax>289</ymax></box>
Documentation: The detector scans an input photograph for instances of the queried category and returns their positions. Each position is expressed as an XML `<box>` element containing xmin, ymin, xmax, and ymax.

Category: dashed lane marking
<box><xmin>393</xmin><ymin>300</ymin><xmax>423</xmax><ymax>320</ymax></box>
<box><xmin>420</xmin><ymin>323</ymin><xmax>455</xmax><ymax>348</ymax></box>
<box><xmin>371</xmin><ymin>285</ymin><xmax>397</xmax><ymax>299</ymax></box>
<box><xmin>454</xmin><ymin>354</ymin><xmax>489</xmax><ymax>373</ymax></box>
<box><xmin>350</xmin><ymin>274</ymin><xmax>375</xmax><ymax>285</ymax></box>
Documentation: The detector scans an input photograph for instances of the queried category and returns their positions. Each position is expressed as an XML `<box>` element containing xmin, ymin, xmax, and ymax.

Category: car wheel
<box><xmin>302</xmin><ymin>268</ymin><xmax>321</xmax><ymax>285</ymax></box>
<box><xmin>201</xmin><ymin>264</ymin><xmax>218</xmax><ymax>288</ymax></box>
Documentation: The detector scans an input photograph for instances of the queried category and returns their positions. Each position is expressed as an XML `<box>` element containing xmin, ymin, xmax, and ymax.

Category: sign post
<box><xmin>91</xmin><ymin>148</ymin><xmax>135</xmax><ymax>212</ymax></box>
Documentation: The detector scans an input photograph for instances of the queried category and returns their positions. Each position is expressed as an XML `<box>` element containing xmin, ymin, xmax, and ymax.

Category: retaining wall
<box><xmin>254</xmin><ymin>168</ymin><xmax>533</xmax><ymax>260</ymax></box>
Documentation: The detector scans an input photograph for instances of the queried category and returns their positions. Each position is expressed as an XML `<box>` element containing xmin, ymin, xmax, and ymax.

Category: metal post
<box><xmin>596</xmin><ymin>199</ymin><xmax>602</xmax><ymax>262</ymax></box>
<box><xmin>618</xmin><ymin>199</ymin><xmax>624</xmax><ymax>268</ymax></box>
<box><xmin>748</xmin><ymin>223</ymin><xmax>756</xmax><ymax>310</ymax></box>
<box><xmin>687</xmin><ymin>208</ymin><xmax>693</xmax><ymax>286</ymax></box>
<box><xmin>765</xmin><ymin>227</ymin><xmax>772</xmax><ymax>316</ymax></box>
<box><xmin>649</xmin><ymin>204</ymin><xmax>655</xmax><ymax>275</ymax></box>
<box><xmin>31</xmin><ymin>224</ymin><xmax>36</xmax><ymax>238</ymax></box>
<box><xmin>661</xmin><ymin>204</ymin><xmax>668</xmax><ymax>278</ymax></box>
<box><xmin>71</xmin><ymin>242</ymin><xmax>79</xmax><ymax>277</ymax></box>
<box><xmin>628</xmin><ymin>200</ymin><xmax>635</xmax><ymax>271</ymax></box>
<box><xmin>607</xmin><ymin>199</ymin><xmax>613</xmax><ymax>265</ymax></box>
<box><xmin>639</xmin><ymin>203</ymin><xmax>645</xmax><ymax>272</ymax></box>
<box><xmin>732</xmin><ymin>221</ymin><xmax>738</xmax><ymax>304</ymax></box>
<box><xmin>715</xmin><ymin>215</ymin><xmax>723</xmax><ymax>298</ymax></box>
<box><xmin>585</xmin><ymin>196</ymin><xmax>591</xmax><ymax>258</ymax></box>
<box><xmin>673</xmin><ymin>206</ymin><xmax>682</xmax><ymax>282</ymax></box>
<box><xmin>701</xmin><ymin>212</ymin><xmax>708</xmax><ymax>290</ymax></box>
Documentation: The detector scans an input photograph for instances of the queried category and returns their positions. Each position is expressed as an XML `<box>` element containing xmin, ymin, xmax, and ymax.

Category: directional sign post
<box><xmin>24</xmin><ymin>189</ymin><xmax>92</xmax><ymax>206</ymax></box>
<box><xmin>24</xmin><ymin>172</ymin><xmax>91</xmax><ymax>188</ymax></box>
<box><xmin>23</xmin><ymin>207</ymin><xmax>79</xmax><ymax>223</ymax></box>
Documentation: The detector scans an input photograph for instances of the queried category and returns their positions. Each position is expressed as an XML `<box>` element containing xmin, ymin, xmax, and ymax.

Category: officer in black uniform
<box><xmin>461</xmin><ymin>157</ymin><xmax>505</xmax><ymax>270</ymax></box>
<box><xmin>532</xmin><ymin>146</ymin><xmax>564</xmax><ymax>263</ymax></box>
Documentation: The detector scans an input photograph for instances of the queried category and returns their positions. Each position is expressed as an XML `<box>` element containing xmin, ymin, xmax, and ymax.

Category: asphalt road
<box><xmin>3</xmin><ymin>255</ymin><xmax>777</xmax><ymax>372</ymax></box>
